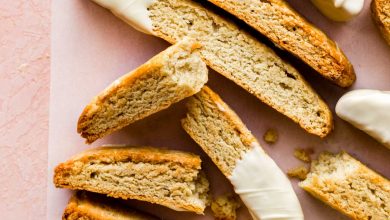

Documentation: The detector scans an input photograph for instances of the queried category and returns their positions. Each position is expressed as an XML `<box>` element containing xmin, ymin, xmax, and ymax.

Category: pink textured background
<box><xmin>0</xmin><ymin>0</ymin><xmax>49</xmax><ymax>219</ymax></box>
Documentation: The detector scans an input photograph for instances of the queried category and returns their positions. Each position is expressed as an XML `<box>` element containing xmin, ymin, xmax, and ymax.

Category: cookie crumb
<box><xmin>211</xmin><ymin>194</ymin><xmax>241</xmax><ymax>220</ymax></box>
<box><xmin>287</xmin><ymin>165</ymin><xmax>309</xmax><ymax>180</ymax></box>
<box><xmin>294</xmin><ymin>148</ymin><xmax>313</xmax><ymax>163</ymax></box>
<box><xmin>263</xmin><ymin>128</ymin><xmax>278</xmax><ymax>144</ymax></box>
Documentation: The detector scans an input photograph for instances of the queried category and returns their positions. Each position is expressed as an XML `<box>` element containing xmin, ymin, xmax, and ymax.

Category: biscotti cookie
<box><xmin>300</xmin><ymin>152</ymin><xmax>390</xmax><ymax>220</ymax></box>
<box><xmin>207</xmin><ymin>0</ymin><xmax>355</xmax><ymax>87</ymax></box>
<box><xmin>181</xmin><ymin>87</ymin><xmax>303</xmax><ymax>220</ymax></box>
<box><xmin>91</xmin><ymin>0</ymin><xmax>333</xmax><ymax>138</ymax></box>
<box><xmin>63</xmin><ymin>191</ymin><xmax>158</xmax><ymax>220</ymax></box>
<box><xmin>54</xmin><ymin>146</ymin><xmax>210</xmax><ymax>214</ymax></box>
<box><xmin>77</xmin><ymin>39</ymin><xmax>208</xmax><ymax>143</ymax></box>
<box><xmin>372</xmin><ymin>0</ymin><xmax>390</xmax><ymax>46</ymax></box>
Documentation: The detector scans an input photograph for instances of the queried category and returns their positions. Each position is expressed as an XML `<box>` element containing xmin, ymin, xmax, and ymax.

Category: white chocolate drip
<box><xmin>311</xmin><ymin>0</ymin><xmax>364</xmax><ymax>21</ymax></box>
<box><xmin>92</xmin><ymin>0</ymin><xmax>155</xmax><ymax>34</ymax></box>
<box><xmin>229</xmin><ymin>143</ymin><xmax>304</xmax><ymax>220</ymax></box>
<box><xmin>336</xmin><ymin>89</ymin><xmax>390</xmax><ymax>149</ymax></box>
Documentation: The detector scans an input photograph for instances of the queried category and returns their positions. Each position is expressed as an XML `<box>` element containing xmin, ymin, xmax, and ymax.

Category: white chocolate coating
<box><xmin>311</xmin><ymin>0</ymin><xmax>364</xmax><ymax>21</ymax></box>
<box><xmin>336</xmin><ymin>89</ymin><xmax>390</xmax><ymax>149</ymax></box>
<box><xmin>229</xmin><ymin>143</ymin><xmax>304</xmax><ymax>220</ymax></box>
<box><xmin>92</xmin><ymin>0</ymin><xmax>154</xmax><ymax>34</ymax></box>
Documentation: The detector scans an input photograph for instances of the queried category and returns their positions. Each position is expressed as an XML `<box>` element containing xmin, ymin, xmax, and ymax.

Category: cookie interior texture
<box><xmin>300</xmin><ymin>152</ymin><xmax>390</xmax><ymax>219</ymax></box>
<box><xmin>54</xmin><ymin>146</ymin><xmax>210</xmax><ymax>214</ymax></box>
<box><xmin>78</xmin><ymin>39</ymin><xmax>208</xmax><ymax>143</ymax></box>
<box><xmin>372</xmin><ymin>0</ymin><xmax>390</xmax><ymax>46</ymax></box>
<box><xmin>182</xmin><ymin>86</ymin><xmax>257</xmax><ymax>176</ymax></box>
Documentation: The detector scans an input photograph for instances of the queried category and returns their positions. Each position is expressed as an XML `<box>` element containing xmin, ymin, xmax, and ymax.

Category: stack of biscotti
<box><xmin>300</xmin><ymin>152</ymin><xmax>390</xmax><ymax>219</ymax></box>
<box><xmin>207</xmin><ymin>0</ymin><xmax>355</xmax><ymax>87</ymax></box>
<box><xmin>63</xmin><ymin>191</ymin><xmax>158</xmax><ymax>220</ymax></box>
<box><xmin>182</xmin><ymin>87</ymin><xmax>303</xmax><ymax>220</ymax></box>
<box><xmin>372</xmin><ymin>0</ymin><xmax>390</xmax><ymax>46</ymax></box>
<box><xmin>77</xmin><ymin>39</ymin><xmax>208</xmax><ymax>143</ymax></box>
<box><xmin>92</xmin><ymin>0</ymin><xmax>334</xmax><ymax>138</ymax></box>
<box><xmin>54</xmin><ymin>146</ymin><xmax>210</xmax><ymax>214</ymax></box>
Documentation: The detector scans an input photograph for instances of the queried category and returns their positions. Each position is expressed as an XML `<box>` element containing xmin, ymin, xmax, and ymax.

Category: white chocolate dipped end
<box><xmin>229</xmin><ymin>143</ymin><xmax>304</xmax><ymax>220</ymax></box>
<box><xmin>336</xmin><ymin>89</ymin><xmax>390</xmax><ymax>149</ymax></box>
<box><xmin>92</xmin><ymin>0</ymin><xmax>155</xmax><ymax>34</ymax></box>
<box><xmin>311</xmin><ymin>0</ymin><xmax>364</xmax><ymax>22</ymax></box>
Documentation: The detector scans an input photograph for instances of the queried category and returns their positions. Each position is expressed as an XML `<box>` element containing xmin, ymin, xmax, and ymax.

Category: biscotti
<box><xmin>372</xmin><ymin>0</ymin><xmax>390</xmax><ymax>46</ymax></box>
<box><xmin>182</xmin><ymin>87</ymin><xmax>303</xmax><ymax>219</ymax></box>
<box><xmin>92</xmin><ymin>0</ymin><xmax>333</xmax><ymax>138</ymax></box>
<box><xmin>299</xmin><ymin>152</ymin><xmax>390</xmax><ymax>220</ymax></box>
<box><xmin>207</xmin><ymin>0</ymin><xmax>355</xmax><ymax>87</ymax></box>
<box><xmin>63</xmin><ymin>191</ymin><xmax>158</xmax><ymax>220</ymax></box>
<box><xmin>210</xmin><ymin>194</ymin><xmax>241</xmax><ymax>220</ymax></box>
<box><xmin>54</xmin><ymin>146</ymin><xmax>210</xmax><ymax>214</ymax></box>
<box><xmin>77</xmin><ymin>39</ymin><xmax>208</xmax><ymax>143</ymax></box>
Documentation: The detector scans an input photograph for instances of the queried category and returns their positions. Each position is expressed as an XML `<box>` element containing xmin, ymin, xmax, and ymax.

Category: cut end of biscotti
<box><xmin>333</xmin><ymin>60</ymin><xmax>356</xmax><ymax>87</ymax></box>
<box><xmin>54</xmin><ymin>146</ymin><xmax>210</xmax><ymax>214</ymax></box>
<box><xmin>301</xmin><ymin>99</ymin><xmax>333</xmax><ymax>138</ymax></box>
<box><xmin>300</xmin><ymin>152</ymin><xmax>353</xmax><ymax>182</ymax></box>
<box><xmin>299</xmin><ymin>152</ymin><xmax>390</xmax><ymax>219</ymax></box>
<box><xmin>77</xmin><ymin>39</ymin><xmax>208</xmax><ymax>143</ymax></box>
<box><xmin>63</xmin><ymin>191</ymin><xmax>158</xmax><ymax>220</ymax></box>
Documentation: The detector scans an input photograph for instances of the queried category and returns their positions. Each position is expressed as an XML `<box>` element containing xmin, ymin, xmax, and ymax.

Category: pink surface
<box><xmin>48</xmin><ymin>0</ymin><xmax>390</xmax><ymax>220</ymax></box>
<box><xmin>0</xmin><ymin>0</ymin><xmax>50</xmax><ymax>219</ymax></box>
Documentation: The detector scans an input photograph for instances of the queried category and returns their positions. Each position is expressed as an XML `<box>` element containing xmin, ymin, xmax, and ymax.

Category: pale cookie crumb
<box><xmin>263</xmin><ymin>128</ymin><xmax>278</xmax><ymax>144</ymax></box>
<box><xmin>294</xmin><ymin>148</ymin><xmax>313</xmax><ymax>163</ymax></box>
<box><xmin>211</xmin><ymin>194</ymin><xmax>241</xmax><ymax>220</ymax></box>
<box><xmin>287</xmin><ymin>165</ymin><xmax>309</xmax><ymax>180</ymax></box>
